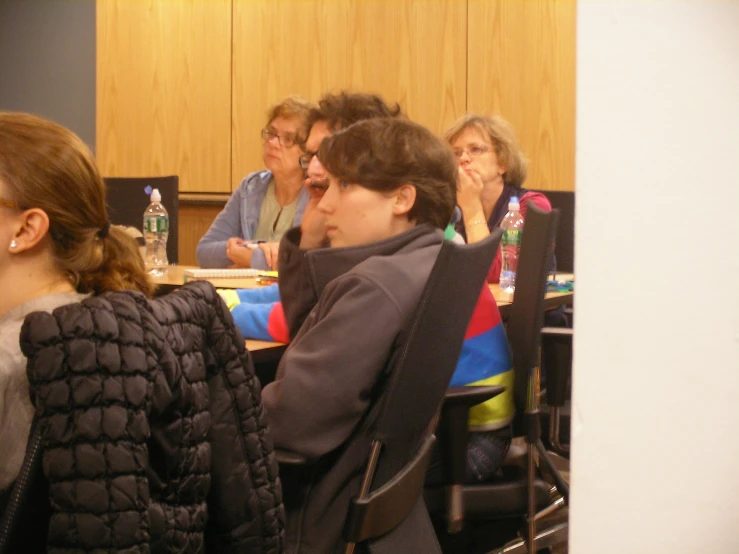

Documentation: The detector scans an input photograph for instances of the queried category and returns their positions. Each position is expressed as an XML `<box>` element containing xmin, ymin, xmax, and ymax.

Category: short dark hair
<box><xmin>306</xmin><ymin>91</ymin><xmax>403</xmax><ymax>134</ymax></box>
<box><xmin>318</xmin><ymin>118</ymin><xmax>457</xmax><ymax>230</ymax></box>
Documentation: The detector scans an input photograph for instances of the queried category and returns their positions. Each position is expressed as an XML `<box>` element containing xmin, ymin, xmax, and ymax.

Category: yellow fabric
<box><xmin>217</xmin><ymin>289</ymin><xmax>241</xmax><ymax>310</ymax></box>
<box><xmin>467</xmin><ymin>369</ymin><xmax>515</xmax><ymax>431</ymax></box>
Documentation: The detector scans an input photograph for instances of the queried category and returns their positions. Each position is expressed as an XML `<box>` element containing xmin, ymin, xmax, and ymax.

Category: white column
<box><xmin>572</xmin><ymin>1</ymin><xmax>739</xmax><ymax>552</ymax></box>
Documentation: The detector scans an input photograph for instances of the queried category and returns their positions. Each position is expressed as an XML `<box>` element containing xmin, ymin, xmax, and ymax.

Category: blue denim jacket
<box><xmin>196</xmin><ymin>170</ymin><xmax>310</xmax><ymax>269</ymax></box>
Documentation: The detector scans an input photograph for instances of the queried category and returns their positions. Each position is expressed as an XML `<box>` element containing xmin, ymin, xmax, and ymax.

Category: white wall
<box><xmin>572</xmin><ymin>1</ymin><xmax>739</xmax><ymax>552</ymax></box>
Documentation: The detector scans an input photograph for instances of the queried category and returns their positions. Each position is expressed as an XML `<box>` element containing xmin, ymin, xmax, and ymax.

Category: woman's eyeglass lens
<box><xmin>453</xmin><ymin>145</ymin><xmax>491</xmax><ymax>159</ymax></box>
<box><xmin>261</xmin><ymin>127</ymin><xmax>299</xmax><ymax>148</ymax></box>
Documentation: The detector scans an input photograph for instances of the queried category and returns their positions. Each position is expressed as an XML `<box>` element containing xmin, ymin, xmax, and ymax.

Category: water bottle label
<box><xmin>502</xmin><ymin>229</ymin><xmax>521</xmax><ymax>246</ymax></box>
<box><xmin>144</xmin><ymin>217</ymin><xmax>168</xmax><ymax>233</ymax></box>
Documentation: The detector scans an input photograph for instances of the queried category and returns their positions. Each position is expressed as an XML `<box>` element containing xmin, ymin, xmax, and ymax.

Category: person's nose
<box><xmin>458</xmin><ymin>150</ymin><xmax>472</xmax><ymax>165</ymax></box>
<box><xmin>307</xmin><ymin>155</ymin><xmax>325</xmax><ymax>179</ymax></box>
<box><xmin>317</xmin><ymin>183</ymin><xmax>336</xmax><ymax>214</ymax></box>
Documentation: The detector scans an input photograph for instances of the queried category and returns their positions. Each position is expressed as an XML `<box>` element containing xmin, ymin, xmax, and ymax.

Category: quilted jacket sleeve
<box><xmin>21</xmin><ymin>296</ymin><xmax>162</xmax><ymax>554</ymax></box>
<box><xmin>161</xmin><ymin>282</ymin><xmax>285</xmax><ymax>554</ymax></box>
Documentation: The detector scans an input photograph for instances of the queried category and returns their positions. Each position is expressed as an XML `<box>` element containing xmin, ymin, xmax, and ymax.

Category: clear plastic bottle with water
<box><xmin>500</xmin><ymin>196</ymin><xmax>524</xmax><ymax>293</ymax></box>
<box><xmin>143</xmin><ymin>188</ymin><xmax>169</xmax><ymax>276</ymax></box>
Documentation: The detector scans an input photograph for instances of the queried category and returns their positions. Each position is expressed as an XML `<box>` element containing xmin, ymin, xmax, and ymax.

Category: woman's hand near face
<box><xmin>456</xmin><ymin>167</ymin><xmax>485</xmax><ymax>214</ymax></box>
<box><xmin>299</xmin><ymin>184</ymin><xmax>329</xmax><ymax>250</ymax></box>
<box><xmin>226</xmin><ymin>237</ymin><xmax>253</xmax><ymax>268</ymax></box>
<box><xmin>457</xmin><ymin>167</ymin><xmax>490</xmax><ymax>244</ymax></box>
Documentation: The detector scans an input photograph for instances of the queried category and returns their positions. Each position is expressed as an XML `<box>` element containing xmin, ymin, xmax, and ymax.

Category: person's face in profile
<box><xmin>316</xmin><ymin>173</ymin><xmax>413</xmax><ymax>249</ymax></box>
<box><xmin>300</xmin><ymin>120</ymin><xmax>332</xmax><ymax>191</ymax></box>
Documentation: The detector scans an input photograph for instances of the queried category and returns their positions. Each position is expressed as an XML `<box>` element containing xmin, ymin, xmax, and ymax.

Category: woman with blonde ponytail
<box><xmin>0</xmin><ymin>112</ymin><xmax>151</xmax><ymax>497</ymax></box>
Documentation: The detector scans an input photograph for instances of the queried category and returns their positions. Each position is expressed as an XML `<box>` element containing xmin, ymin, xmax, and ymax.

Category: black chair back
<box><xmin>343</xmin><ymin>229</ymin><xmax>503</xmax><ymax>550</ymax></box>
<box><xmin>507</xmin><ymin>205</ymin><xmax>560</xmax><ymax>415</ymax></box>
<box><xmin>531</xmin><ymin>189</ymin><xmax>574</xmax><ymax>274</ymax></box>
<box><xmin>375</xmin><ymin>229</ymin><xmax>504</xmax><ymax>442</ymax></box>
<box><xmin>104</xmin><ymin>176</ymin><xmax>179</xmax><ymax>264</ymax></box>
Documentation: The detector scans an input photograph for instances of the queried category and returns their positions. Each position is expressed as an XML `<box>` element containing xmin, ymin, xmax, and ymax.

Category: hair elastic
<box><xmin>97</xmin><ymin>221</ymin><xmax>111</xmax><ymax>239</ymax></box>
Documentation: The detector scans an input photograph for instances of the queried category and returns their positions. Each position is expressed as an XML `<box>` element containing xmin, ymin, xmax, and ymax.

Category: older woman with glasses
<box><xmin>197</xmin><ymin>95</ymin><xmax>316</xmax><ymax>270</ymax></box>
<box><xmin>444</xmin><ymin>114</ymin><xmax>552</xmax><ymax>282</ymax></box>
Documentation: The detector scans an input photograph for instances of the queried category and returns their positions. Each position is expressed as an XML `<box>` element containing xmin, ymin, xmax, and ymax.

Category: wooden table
<box><xmin>150</xmin><ymin>267</ymin><xmax>286</xmax><ymax>356</ymax></box>
<box><xmin>151</xmin><ymin>267</ymin><xmax>573</xmax><ymax>358</ymax></box>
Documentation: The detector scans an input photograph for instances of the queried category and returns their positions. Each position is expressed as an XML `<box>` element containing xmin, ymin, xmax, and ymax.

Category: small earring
<box><xmin>9</xmin><ymin>239</ymin><xmax>17</xmax><ymax>250</ymax></box>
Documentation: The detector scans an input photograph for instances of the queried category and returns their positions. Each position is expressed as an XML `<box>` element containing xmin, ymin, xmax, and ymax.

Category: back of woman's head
<box><xmin>0</xmin><ymin>112</ymin><xmax>153</xmax><ymax>296</ymax></box>
<box><xmin>319</xmin><ymin>118</ymin><xmax>457</xmax><ymax>229</ymax></box>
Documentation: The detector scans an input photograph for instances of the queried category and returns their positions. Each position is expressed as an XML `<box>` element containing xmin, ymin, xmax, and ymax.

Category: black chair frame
<box><xmin>426</xmin><ymin>206</ymin><xmax>570</xmax><ymax>554</ymax></box>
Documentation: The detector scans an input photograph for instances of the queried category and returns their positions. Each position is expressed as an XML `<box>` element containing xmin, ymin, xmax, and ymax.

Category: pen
<box><xmin>239</xmin><ymin>240</ymin><xmax>266</xmax><ymax>249</ymax></box>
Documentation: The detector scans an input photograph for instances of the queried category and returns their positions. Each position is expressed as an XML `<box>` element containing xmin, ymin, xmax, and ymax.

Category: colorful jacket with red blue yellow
<box><xmin>217</xmin><ymin>285</ymin><xmax>290</xmax><ymax>344</ymax></box>
<box><xmin>218</xmin><ymin>232</ymin><xmax>514</xmax><ymax>431</ymax></box>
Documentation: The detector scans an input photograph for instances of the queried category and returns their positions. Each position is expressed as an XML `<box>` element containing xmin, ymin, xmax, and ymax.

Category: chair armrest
<box><xmin>438</xmin><ymin>386</ymin><xmax>506</xmax><ymax>485</ymax></box>
<box><xmin>445</xmin><ymin>385</ymin><xmax>506</xmax><ymax>409</ymax></box>
<box><xmin>540</xmin><ymin>327</ymin><xmax>573</xmax><ymax>337</ymax></box>
<box><xmin>274</xmin><ymin>448</ymin><xmax>308</xmax><ymax>466</ymax></box>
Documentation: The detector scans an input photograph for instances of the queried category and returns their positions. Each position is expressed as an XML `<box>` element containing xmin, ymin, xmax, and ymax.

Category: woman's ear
<box><xmin>10</xmin><ymin>208</ymin><xmax>51</xmax><ymax>253</ymax></box>
<box><xmin>392</xmin><ymin>184</ymin><xmax>417</xmax><ymax>217</ymax></box>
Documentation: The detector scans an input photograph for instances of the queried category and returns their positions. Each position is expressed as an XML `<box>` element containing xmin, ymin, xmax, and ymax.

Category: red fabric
<box><xmin>464</xmin><ymin>285</ymin><xmax>502</xmax><ymax>339</ymax></box>
<box><xmin>267</xmin><ymin>302</ymin><xmax>291</xmax><ymax>343</ymax></box>
<box><xmin>487</xmin><ymin>191</ymin><xmax>552</xmax><ymax>283</ymax></box>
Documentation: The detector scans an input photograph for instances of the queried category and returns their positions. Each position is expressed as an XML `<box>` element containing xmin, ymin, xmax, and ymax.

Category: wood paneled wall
<box><xmin>467</xmin><ymin>0</ymin><xmax>576</xmax><ymax>192</ymax></box>
<box><xmin>232</xmin><ymin>0</ymin><xmax>467</xmax><ymax>180</ymax></box>
<box><xmin>178</xmin><ymin>202</ymin><xmax>224</xmax><ymax>266</ymax></box>
<box><xmin>96</xmin><ymin>0</ymin><xmax>232</xmax><ymax>193</ymax></box>
<box><xmin>96</xmin><ymin>0</ymin><xmax>576</xmax><ymax>262</ymax></box>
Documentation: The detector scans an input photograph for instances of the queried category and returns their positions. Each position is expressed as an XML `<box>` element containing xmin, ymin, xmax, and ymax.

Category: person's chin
<box><xmin>326</xmin><ymin>228</ymin><xmax>340</xmax><ymax>247</ymax></box>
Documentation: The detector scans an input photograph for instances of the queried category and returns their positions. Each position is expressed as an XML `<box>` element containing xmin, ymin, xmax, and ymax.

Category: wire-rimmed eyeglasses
<box><xmin>452</xmin><ymin>144</ymin><xmax>491</xmax><ymax>159</ymax></box>
<box><xmin>261</xmin><ymin>127</ymin><xmax>300</xmax><ymax>148</ymax></box>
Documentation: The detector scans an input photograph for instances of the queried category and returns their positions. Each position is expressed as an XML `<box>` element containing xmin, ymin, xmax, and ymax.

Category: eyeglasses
<box><xmin>452</xmin><ymin>144</ymin><xmax>491</xmax><ymax>159</ymax></box>
<box><xmin>261</xmin><ymin>127</ymin><xmax>300</xmax><ymax>148</ymax></box>
<box><xmin>299</xmin><ymin>150</ymin><xmax>317</xmax><ymax>171</ymax></box>
<box><xmin>0</xmin><ymin>198</ymin><xmax>20</xmax><ymax>210</ymax></box>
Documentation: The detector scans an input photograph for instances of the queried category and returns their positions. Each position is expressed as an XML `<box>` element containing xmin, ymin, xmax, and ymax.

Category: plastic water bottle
<box><xmin>143</xmin><ymin>188</ymin><xmax>169</xmax><ymax>276</ymax></box>
<box><xmin>500</xmin><ymin>196</ymin><xmax>524</xmax><ymax>293</ymax></box>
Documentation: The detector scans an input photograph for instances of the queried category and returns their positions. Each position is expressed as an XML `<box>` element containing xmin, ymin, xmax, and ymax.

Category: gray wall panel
<box><xmin>0</xmin><ymin>0</ymin><xmax>96</xmax><ymax>149</ymax></box>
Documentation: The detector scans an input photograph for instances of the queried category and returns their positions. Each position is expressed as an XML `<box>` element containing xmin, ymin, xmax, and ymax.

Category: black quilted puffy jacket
<box><xmin>12</xmin><ymin>281</ymin><xmax>284</xmax><ymax>554</ymax></box>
